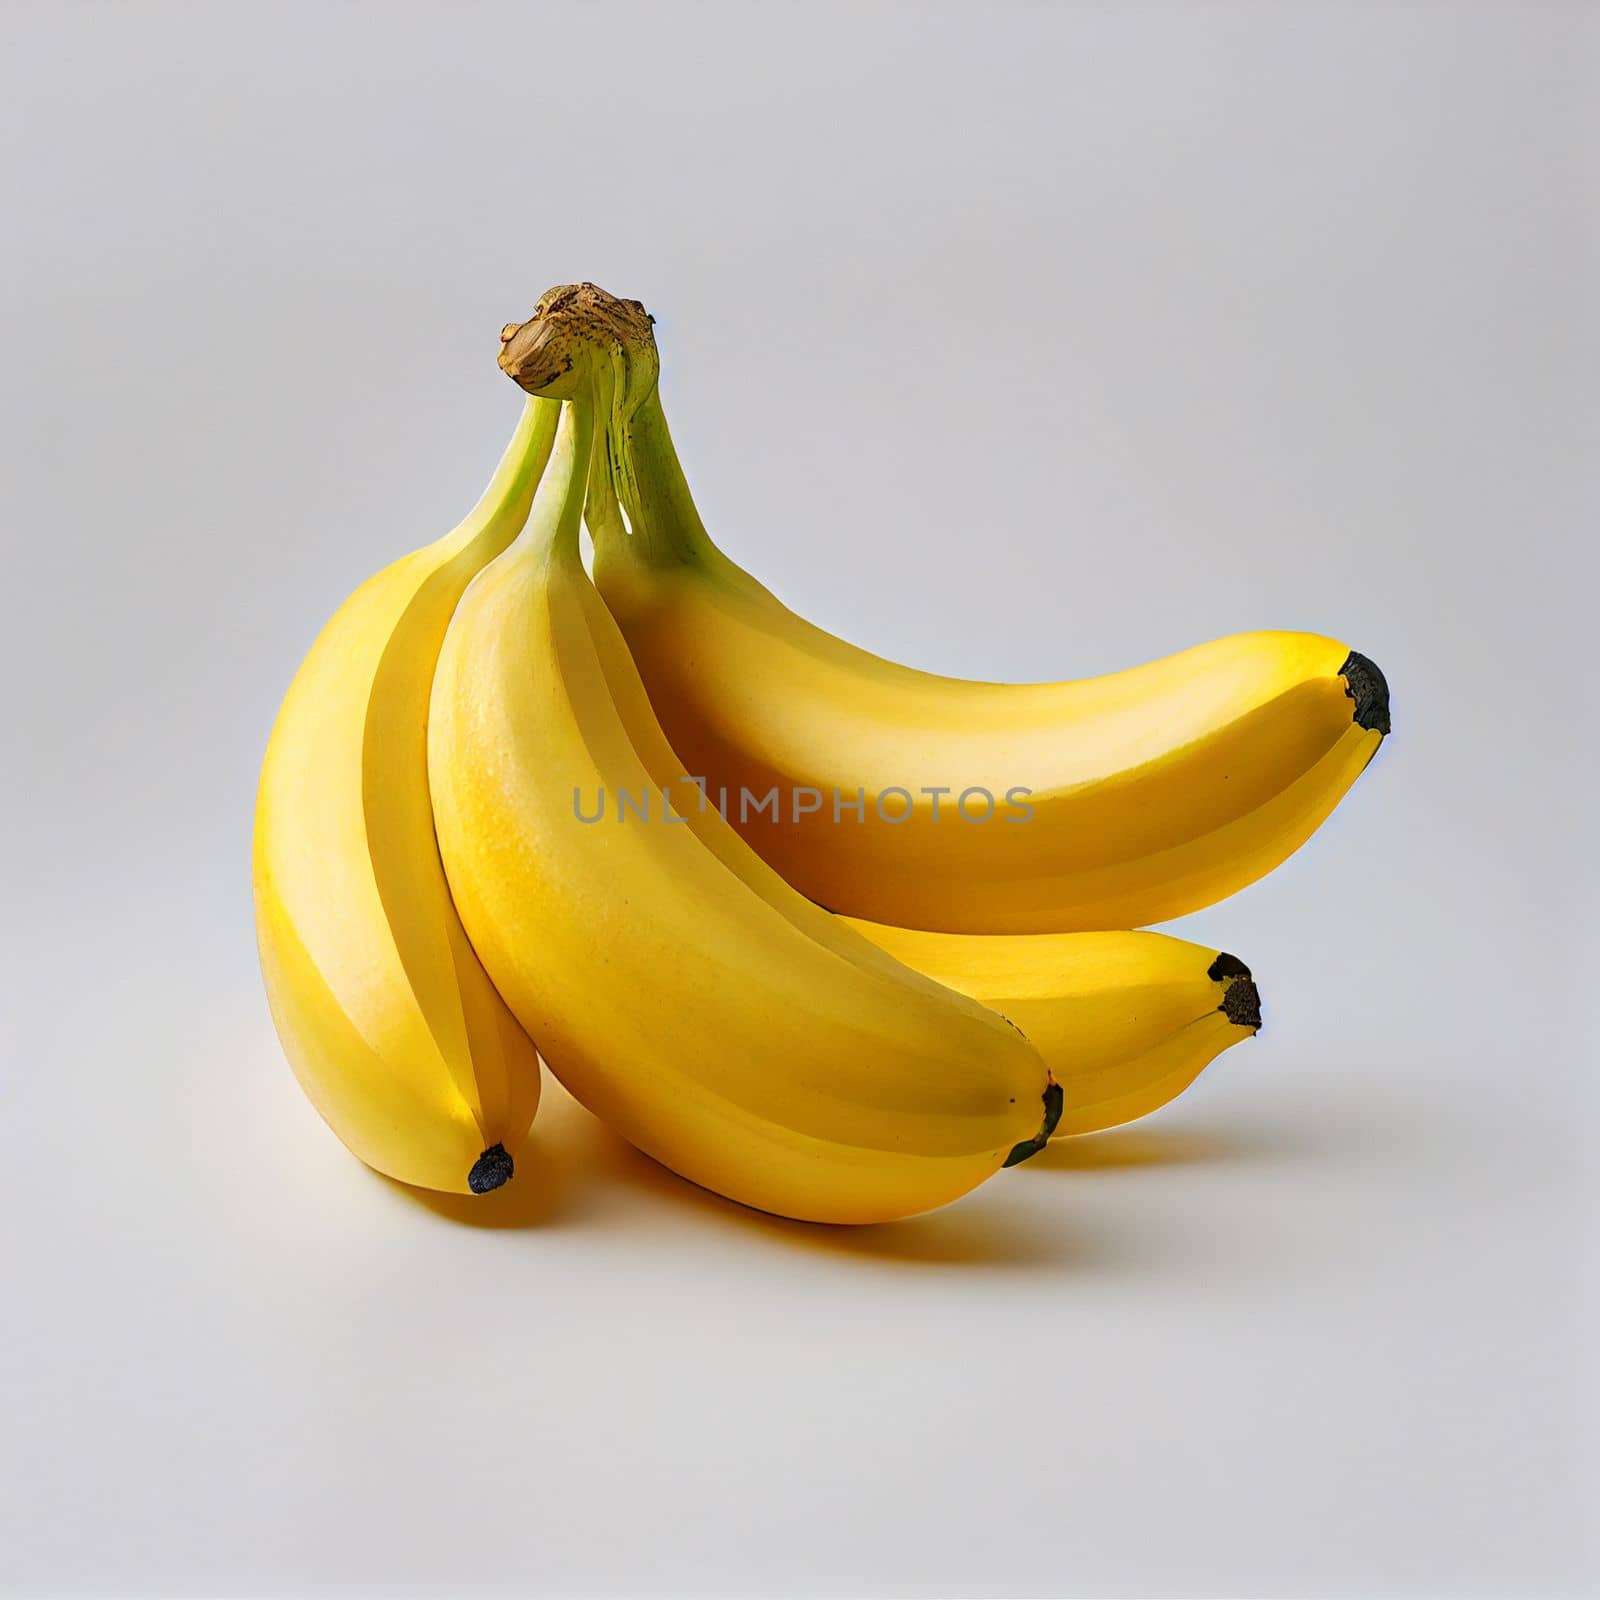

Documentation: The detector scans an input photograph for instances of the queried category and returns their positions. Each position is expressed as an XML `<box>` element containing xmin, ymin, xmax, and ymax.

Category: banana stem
<box><xmin>582</xmin><ymin>356</ymin><xmax>633</xmax><ymax>553</ymax></box>
<box><xmin>606</xmin><ymin>389</ymin><xmax>715</xmax><ymax>570</ymax></box>
<box><xmin>445</xmin><ymin>395</ymin><xmax>561</xmax><ymax>555</ymax></box>
<box><xmin>518</xmin><ymin>398</ymin><xmax>595</xmax><ymax>567</ymax></box>
<box><xmin>493</xmin><ymin>285</ymin><xmax>701</xmax><ymax>572</ymax></box>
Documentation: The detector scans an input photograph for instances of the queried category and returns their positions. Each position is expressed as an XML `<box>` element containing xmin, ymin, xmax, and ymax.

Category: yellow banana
<box><xmin>253</xmin><ymin>398</ymin><xmax>556</xmax><ymax>1194</ymax></box>
<box><xmin>846</xmin><ymin>924</ymin><xmax>1261</xmax><ymax>1136</ymax></box>
<box><xmin>429</xmin><ymin>292</ymin><xmax>1055</xmax><ymax>1225</ymax></box>
<box><xmin>523</xmin><ymin>287</ymin><xmax>1390</xmax><ymax>935</ymax></box>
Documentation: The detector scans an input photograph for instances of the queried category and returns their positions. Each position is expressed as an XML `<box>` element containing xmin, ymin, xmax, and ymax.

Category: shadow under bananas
<box><xmin>586</xmin><ymin>1129</ymin><xmax>1092</xmax><ymax>1270</ymax></box>
<box><xmin>393</xmin><ymin>1077</ymin><xmax>1103</xmax><ymax>1269</ymax></box>
<box><xmin>1024</xmin><ymin>1095</ymin><xmax>1393</xmax><ymax>1171</ymax></box>
<box><xmin>1025</xmin><ymin>1125</ymin><xmax>1261</xmax><ymax>1172</ymax></box>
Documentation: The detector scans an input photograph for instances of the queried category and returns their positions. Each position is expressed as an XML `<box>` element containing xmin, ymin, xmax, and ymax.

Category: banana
<box><xmin>503</xmin><ymin>286</ymin><xmax>1391</xmax><ymax>935</ymax></box>
<box><xmin>845</xmin><ymin>924</ymin><xmax>1261</xmax><ymax>1136</ymax></box>
<box><xmin>252</xmin><ymin>398</ymin><xmax>556</xmax><ymax>1194</ymax></box>
<box><xmin>428</xmin><ymin>292</ymin><xmax>1056</xmax><ymax>1225</ymax></box>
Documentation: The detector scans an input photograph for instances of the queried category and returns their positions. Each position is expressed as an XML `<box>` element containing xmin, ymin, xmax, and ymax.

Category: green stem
<box><xmin>447</xmin><ymin>395</ymin><xmax>560</xmax><ymax>556</ymax></box>
<box><xmin>520</xmin><ymin>396</ymin><xmax>595</xmax><ymax>567</ymax></box>
<box><xmin>609</xmin><ymin>388</ymin><xmax>716</xmax><ymax>570</ymax></box>
<box><xmin>583</xmin><ymin>353</ymin><xmax>631</xmax><ymax>553</ymax></box>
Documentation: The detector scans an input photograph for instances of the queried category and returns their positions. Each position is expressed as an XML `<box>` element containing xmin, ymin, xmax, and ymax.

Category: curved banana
<box><xmin>429</xmin><ymin>294</ymin><xmax>1055</xmax><ymax>1225</ymax></box>
<box><xmin>846</xmin><ymin>924</ymin><xmax>1262</xmax><ymax>1136</ymax></box>
<box><xmin>503</xmin><ymin>286</ymin><xmax>1391</xmax><ymax>935</ymax></box>
<box><xmin>253</xmin><ymin>398</ymin><xmax>556</xmax><ymax>1193</ymax></box>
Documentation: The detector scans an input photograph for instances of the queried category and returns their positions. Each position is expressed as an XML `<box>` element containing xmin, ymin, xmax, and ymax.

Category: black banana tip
<box><xmin>1208</xmin><ymin>951</ymin><xmax>1252</xmax><ymax>982</ymax></box>
<box><xmin>1219</xmin><ymin>974</ymin><xmax>1263</xmax><ymax>1032</ymax></box>
<box><xmin>1003</xmin><ymin>1080</ymin><xmax>1065</xmax><ymax>1168</ymax></box>
<box><xmin>468</xmin><ymin>1144</ymin><xmax>515</xmax><ymax>1194</ymax></box>
<box><xmin>1340</xmin><ymin>650</ymin><xmax>1391</xmax><ymax>735</ymax></box>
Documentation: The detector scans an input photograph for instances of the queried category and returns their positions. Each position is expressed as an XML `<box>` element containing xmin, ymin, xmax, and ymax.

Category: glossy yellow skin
<box><xmin>845</xmin><ymin>925</ymin><xmax>1260</xmax><ymax>1136</ymax></box>
<box><xmin>253</xmin><ymin>400</ymin><xmax>556</xmax><ymax>1192</ymax></box>
<box><xmin>428</xmin><ymin>399</ymin><xmax>1051</xmax><ymax>1225</ymax></box>
<box><xmin>593</xmin><ymin>392</ymin><xmax>1384</xmax><ymax>933</ymax></box>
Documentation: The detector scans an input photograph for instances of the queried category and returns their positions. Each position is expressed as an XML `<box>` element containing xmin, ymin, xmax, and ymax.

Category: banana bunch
<box><xmin>252</xmin><ymin>281</ymin><xmax>1388</xmax><ymax>1222</ymax></box>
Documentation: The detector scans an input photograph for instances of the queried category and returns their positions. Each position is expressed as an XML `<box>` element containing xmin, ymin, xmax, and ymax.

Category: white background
<box><xmin>2</xmin><ymin>4</ymin><xmax>1593</xmax><ymax>1596</ymax></box>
